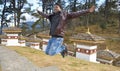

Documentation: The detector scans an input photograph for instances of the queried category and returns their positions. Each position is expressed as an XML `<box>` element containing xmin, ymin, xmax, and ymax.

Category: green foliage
<box><xmin>0</xmin><ymin>0</ymin><xmax>31</xmax><ymax>28</ymax></box>
<box><xmin>21</xmin><ymin>22</ymin><xmax>29</xmax><ymax>36</ymax></box>
<box><xmin>31</xmin><ymin>19</ymin><xmax>41</xmax><ymax>32</ymax></box>
<box><xmin>24</xmin><ymin>7</ymin><xmax>31</xmax><ymax>13</ymax></box>
<box><xmin>21</xmin><ymin>16</ymin><xmax>26</xmax><ymax>20</ymax></box>
<box><xmin>31</xmin><ymin>13</ymin><xmax>44</xmax><ymax>32</ymax></box>
<box><xmin>100</xmin><ymin>23</ymin><xmax>107</xmax><ymax>30</ymax></box>
<box><xmin>0</xmin><ymin>0</ymin><xmax>3</xmax><ymax>4</ymax></box>
<box><xmin>113</xmin><ymin>56</ymin><xmax>120</xmax><ymax>67</ymax></box>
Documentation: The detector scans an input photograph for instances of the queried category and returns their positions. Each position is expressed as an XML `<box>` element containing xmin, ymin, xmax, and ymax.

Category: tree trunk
<box><xmin>42</xmin><ymin>1</ymin><xmax>45</xmax><ymax>30</ymax></box>
<box><xmin>17</xmin><ymin>0</ymin><xmax>25</xmax><ymax>27</ymax></box>
<box><xmin>93</xmin><ymin>0</ymin><xmax>95</xmax><ymax>4</ymax></box>
<box><xmin>0</xmin><ymin>0</ymin><xmax>7</xmax><ymax>44</ymax></box>
<box><xmin>12</xmin><ymin>0</ymin><xmax>17</xmax><ymax>26</ymax></box>
<box><xmin>85</xmin><ymin>0</ymin><xmax>90</xmax><ymax>28</ymax></box>
<box><xmin>118</xmin><ymin>12</ymin><xmax>120</xmax><ymax>34</ymax></box>
<box><xmin>14</xmin><ymin>13</ymin><xmax>17</xmax><ymax>26</ymax></box>
<box><xmin>17</xmin><ymin>13</ymin><xmax>21</xmax><ymax>27</ymax></box>
<box><xmin>0</xmin><ymin>0</ymin><xmax>7</xmax><ymax>34</ymax></box>
<box><xmin>57</xmin><ymin>0</ymin><xmax>61</xmax><ymax>4</ymax></box>
<box><xmin>73</xmin><ymin>0</ymin><xmax>77</xmax><ymax>12</ymax></box>
<box><xmin>104</xmin><ymin>0</ymin><xmax>108</xmax><ymax>21</ymax></box>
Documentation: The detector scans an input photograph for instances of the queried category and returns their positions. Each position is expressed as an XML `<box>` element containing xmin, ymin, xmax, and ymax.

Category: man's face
<box><xmin>54</xmin><ymin>5</ymin><xmax>61</xmax><ymax>13</ymax></box>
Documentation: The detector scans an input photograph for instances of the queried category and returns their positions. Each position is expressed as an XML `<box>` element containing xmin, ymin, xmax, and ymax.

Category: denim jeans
<box><xmin>45</xmin><ymin>37</ymin><xmax>65</xmax><ymax>56</ymax></box>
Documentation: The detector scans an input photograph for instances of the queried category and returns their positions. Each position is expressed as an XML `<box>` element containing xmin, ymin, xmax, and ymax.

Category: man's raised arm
<box><xmin>67</xmin><ymin>6</ymin><xmax>95</xmax><ymax>19</ymax></box>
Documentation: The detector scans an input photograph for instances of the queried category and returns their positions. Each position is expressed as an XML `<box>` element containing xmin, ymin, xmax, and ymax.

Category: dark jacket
<box><xmin>38</xmin><ymin>9</ymin><xmax>90</xmax><ymax>37</ymax></box>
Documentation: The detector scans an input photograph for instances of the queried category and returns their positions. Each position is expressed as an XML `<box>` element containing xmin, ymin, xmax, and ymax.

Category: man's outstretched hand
<box><xmin>89</xmin><ymin>6</ymin><xmax>95</xmax><ymax>13</ymax></box>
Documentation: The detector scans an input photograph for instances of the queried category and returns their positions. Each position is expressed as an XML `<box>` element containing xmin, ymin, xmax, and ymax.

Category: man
<box><xmin>37</xmin><ymin>3</ymin><xmax>95</xmax><ymax>58</ymax></box>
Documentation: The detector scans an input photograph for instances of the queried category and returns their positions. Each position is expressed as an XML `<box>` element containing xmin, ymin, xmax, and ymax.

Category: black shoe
<box><xmin>64</xmin><ymin>47</ymin><xmax>68</xmax><ymax>55</ymax></box>
<box><xmin>61</xmin><ymin>50</ymin><xmax>65</xmax><ymax>58</ymax></box>
<box><xmin>60</xmin><ymin>47</ymin><xmax>68</xmax><ymax>58</ymax></box>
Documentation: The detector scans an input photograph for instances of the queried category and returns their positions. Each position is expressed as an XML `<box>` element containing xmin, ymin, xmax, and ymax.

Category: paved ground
<box><xmin>0</xmin><ymin>46</ymin><xmax>60</xmax><ymax>71</ymax></box>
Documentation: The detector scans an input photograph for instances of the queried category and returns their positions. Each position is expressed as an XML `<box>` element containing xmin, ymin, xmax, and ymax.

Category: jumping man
<box><xmin>37</xmin><ymin>3</ymin><xmax>95</xmax><ymax>58</ymax></box>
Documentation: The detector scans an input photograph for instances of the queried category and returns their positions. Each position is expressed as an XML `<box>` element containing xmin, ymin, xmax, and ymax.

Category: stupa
<box><xmin>2</xmin><ymin>27</ymin><xmax>21</xmax><ymax>46</ymax></box>
<box><xmin>70</xmin><ymin>28</ymin><xmax>105</xmax><ymax>62</ymax></box>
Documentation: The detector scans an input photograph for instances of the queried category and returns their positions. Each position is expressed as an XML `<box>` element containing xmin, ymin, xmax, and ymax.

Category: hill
<box><xmin>7</xmin><ymin>46</ymin><xmax>120</xmax><ymax>71</ymax></box>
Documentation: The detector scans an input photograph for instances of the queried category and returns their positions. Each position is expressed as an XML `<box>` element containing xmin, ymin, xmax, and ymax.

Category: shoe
<box><xmin>60</xmin><ymin>47</ymin><xmax>68</xmax><ymax>58</ymax></box>
<box><xmin>61</xmin><ymin>50</ymin><xmax>65</xmax><ymax>58</ymax></box>
<box><xmin>64</xmin><ymin>47</ymin><xmax>68</xmax><ymax>55</ymax></box>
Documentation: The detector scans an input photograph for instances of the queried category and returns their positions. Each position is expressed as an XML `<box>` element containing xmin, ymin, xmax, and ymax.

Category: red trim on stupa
<box><xmin>7</xmin><ymin>36</ymin><xmax>18</xmax><ymax>39</ymax></box>
<box><xmin>19</xmin><ymin>42</ymin><xmax>25</xmax><ymax>44</ymax></box>
<box><xmin>31</xmin><ymin>43</ymin><xmax>39</xmax><ymax>46</ymax></box>
<box><xmin>42</xmin><ymin>41</ymin><xmax>48</xmax><ymax>45</ymax></box>
<box><xmin>76</xmin><ymin>48</ymin><xmax>96</xmax><ymax>55</ymax></box>
<box><xmin>1</xmin><ymin>39</ymin><xmax>7</xmax><ymax>42</ymax></box>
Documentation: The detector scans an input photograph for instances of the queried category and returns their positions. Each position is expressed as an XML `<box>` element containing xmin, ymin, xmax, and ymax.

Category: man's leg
<box><xmin>56</xmin><ymin>45</ymin><xmax>65</xmax><ymax>54</ymax></box>
<box><xmin>60</xmin><ymin>45</ymin><xmax>68</xmax><ymax>58</ymax></box>
<box><xmin>48</xmin><ymin>37</ymin><xmax>64</xmax><ymax>56</ymax></box>
<box><xmin>45</xmin><ymin>38</ymin><xmax>53</xmax><ymax>55</ymax></box>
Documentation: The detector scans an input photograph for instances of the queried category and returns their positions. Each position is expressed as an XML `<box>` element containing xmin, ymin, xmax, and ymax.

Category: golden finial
<box><xmin>86</xmin><ymin>27</ymin><xmax>91</xmax><ymax>34</ymax></box>
<box><xmin>105</xmin><ymin>46</ymin><xmax>109</xmax><ymax>51</ymax></box>
<box><xmin>34</xmin><ymin>34</ymin><xmax>36</xmax><ymax>39</ymax></box>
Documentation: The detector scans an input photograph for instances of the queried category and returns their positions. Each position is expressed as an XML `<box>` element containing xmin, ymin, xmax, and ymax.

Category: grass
<box><xmin>7</xmin><ymin>46</ymin><xmax>120</xmax><ymax>71</ymax></box>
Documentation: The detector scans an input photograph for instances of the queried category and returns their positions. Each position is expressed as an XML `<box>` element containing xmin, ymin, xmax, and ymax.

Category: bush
<box><xmin>113</xmin><ymin>56</ymin><xmax>120</xmax><ymax>67</ymax></box>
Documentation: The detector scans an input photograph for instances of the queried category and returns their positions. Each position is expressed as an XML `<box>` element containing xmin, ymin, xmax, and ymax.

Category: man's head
<box><xmin>54</xmin><ymin>3</ymin><xmax>62</xmax><ymax>13</ymax></box>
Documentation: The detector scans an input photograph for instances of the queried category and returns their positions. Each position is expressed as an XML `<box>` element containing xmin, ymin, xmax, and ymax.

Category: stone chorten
<box><xmin>26</xmin><ymin>35</ymin><xmax>41</xmax><ymax>50</ymax></box>
<box><xmin>18</xmin><ymin>35</ymin><xmax>26</xmax><ymax>46</ymax></box>
<box><xmin>37</xmin><ymin>31</ymin><xmax>50</xmax><ymax>51</ymax></box>
<box><xmin>70</xmin><ymin>29</ymin><xmax>105</xmax><ymax>62</ymax></box>
<box><xmin>2</xmin><ymin>27</ymin><xmax>21</xmax><ymax>46</ymax></box>
<box><xmin>0</xmin><ymin>35</ymin><xmax>7</xmax><ymax>45</ymax></box>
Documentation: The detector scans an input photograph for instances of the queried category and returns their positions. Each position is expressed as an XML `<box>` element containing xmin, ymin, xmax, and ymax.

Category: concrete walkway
<box><xmin>0</xmin><ymin>46</ymin><xmax>60</xmax><ymax>71</ymax></box>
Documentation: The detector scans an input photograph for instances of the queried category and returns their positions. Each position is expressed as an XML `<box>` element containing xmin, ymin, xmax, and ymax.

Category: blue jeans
<box><xmin>45</xmin><ymin>37</ymin><xmax>65</xmax><ymax>56</ymax></box>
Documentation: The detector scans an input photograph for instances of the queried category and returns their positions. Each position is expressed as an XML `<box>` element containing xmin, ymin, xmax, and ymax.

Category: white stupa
<box><xmin>2</xmin><ymin>27</ymin><xmax>21</xmax><ymax>46</ymax></box>
<box><xmin>76</xmin><ymin>44</ymin><xmax>97</xmax><ymax>62</ymax></box>
<box><xmin>37</xmin><ymin>31</ymin><xmax>50</xmax><ymax>51</ymax></box>
<box><xmin>70</xmin><ymin>28</ymin><xmax>105</xmax><ymax>62</ymax></box>
<box><xmin>18</xmin><ymin>35</ymin><xmax>26</xmax><ymax>46</ymax></box>
<box><xmin>26</xmin><ymin>35</ymin><xmax>41</xmax><ymax>50</ymax></box>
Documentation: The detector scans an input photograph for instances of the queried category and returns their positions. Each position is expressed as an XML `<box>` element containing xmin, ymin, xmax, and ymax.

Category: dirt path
<box><xmin>0</xmin><ymin>46</ymin><xmax>60</xmax><ymax>71</ymax></box>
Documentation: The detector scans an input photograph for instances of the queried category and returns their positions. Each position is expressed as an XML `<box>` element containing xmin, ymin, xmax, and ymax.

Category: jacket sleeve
<box><xmin>66</xmin><ymin>9</ymin><xmax>90</xmax><ymax>19</ymax></box>
<box><xmin>37</xmin><ymin>11</ymin><xmax>49</xmax><ymax>19</ymax></box>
